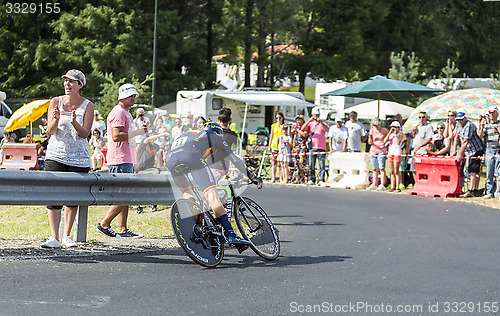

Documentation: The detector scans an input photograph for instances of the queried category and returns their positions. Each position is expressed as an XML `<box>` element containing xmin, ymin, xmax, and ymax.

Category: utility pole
<box><xmin>151</xmin><ymin>0</ymin><xmax>158</xmax><ymax>107</ymax></box>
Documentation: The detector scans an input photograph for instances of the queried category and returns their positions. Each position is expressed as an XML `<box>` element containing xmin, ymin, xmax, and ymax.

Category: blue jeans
<box><xmin>308</xmin><ymin>149</ymin><xmax>326</xmax><ymax>183</ymax></box>
<box><xmin>484</xmin><ymin>150</ymin><xmax>500</xmax><ymax>197</ymax></box>
<box><xmin>108</xmin><ymin>163</ymin><xmax>134</xmax><ymax>174</ymax></box>
<box><xmin>369</xmin><ymin>153</ymin><xmax>387</xmax><ymax>170</ymax></box>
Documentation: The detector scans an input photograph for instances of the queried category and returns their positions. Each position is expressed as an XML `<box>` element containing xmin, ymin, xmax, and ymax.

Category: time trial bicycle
<box><xmin>170</xmin><ymin>167</ymin><xmax>280</xmax><ymax>268</ymax></box>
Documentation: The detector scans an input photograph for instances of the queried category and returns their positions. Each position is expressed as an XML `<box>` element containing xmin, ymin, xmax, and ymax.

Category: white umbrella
<box><xmin>343</xmin><ymin>100</ymin><xmax>415</xmax><ymax>120</ymax></box>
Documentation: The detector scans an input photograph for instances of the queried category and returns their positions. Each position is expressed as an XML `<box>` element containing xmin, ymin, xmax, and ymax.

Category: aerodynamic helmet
<box><xmin>203</xmin><ymin>121</ymin><xmax>223</xmax><ymax>135</ymax></box>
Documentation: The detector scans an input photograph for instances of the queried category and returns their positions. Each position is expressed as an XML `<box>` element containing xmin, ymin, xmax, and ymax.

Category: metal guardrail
<box><xmin>0</xmin><ymin>170</ymin><xmax>175</xmax><ymax>242</ymax></box>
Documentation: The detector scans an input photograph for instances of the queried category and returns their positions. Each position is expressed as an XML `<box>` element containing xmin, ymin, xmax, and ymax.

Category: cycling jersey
<box><xmin>166</xmin><ymin>129</ymin><xmax>252</xmax><ymax>194</ymax></box>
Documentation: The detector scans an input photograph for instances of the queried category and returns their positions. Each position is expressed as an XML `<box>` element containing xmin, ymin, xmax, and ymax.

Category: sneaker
<box><xmin>399</xmin><ymin>184</ymin><xmax>406</xmax><ymax>190</ymax></box>
<box><xmin>61</xmin><ymin>236</ymin><xmax>77</xmax><ymax>248</ymax></box>
<box><xmin>484</xmin><ymin>195</ymin><xmax>494</xmax><ymax>199</ymax></box>
<box><xmin>460</xmin><ymin>191</ymin><xmax>474</xmax><ymax>198</ymax></box>
<box><xmin>376</xmin><ymin>184</ymin><xmax>386</xmax><ymax>191</ymax></box>
<box><xmin>473</xmin><ymin>189</ymin><xmax>484</xmax><ymax>197</ymax></box>
<box><xmin>366</xmin><ymin>184</ymin><xmax>376</xmax><ymax>190</ymax></box>
<box><xmin>41</xmin><ymin>237</ymin><xmax>61</xmax><ymax>248</ymax></box>
<box><xmin>97</xmin><ymin>223</ymin><xmax>120</xmax><ymax>238</ymax></box>
<box><xmin>227</xmin><ymin>234</ymin><xmax>251</xmax><ymax>247</ymax></box>
<box><xmin>116</xmin><ymin>229</ymin><xmax>144</xmax><ymax>238</ymax></box>
<box><xmin>307</xmin><ymin>180</ymin><xmax>315</xmax><ymax>185</ymax></box>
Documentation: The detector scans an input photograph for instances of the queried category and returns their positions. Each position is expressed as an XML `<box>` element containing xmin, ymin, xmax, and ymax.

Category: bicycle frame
<box><xmin>217</xmin><ymin>183</ymin><xmax>264</xmax><ymax>235</ymax></box>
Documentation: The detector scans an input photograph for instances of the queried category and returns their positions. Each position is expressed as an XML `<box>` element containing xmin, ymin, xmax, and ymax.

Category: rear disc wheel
<box><xmin>171</xmin><ymin>199</ymin><xmax>224</xmax><ymax>268</ymax></box>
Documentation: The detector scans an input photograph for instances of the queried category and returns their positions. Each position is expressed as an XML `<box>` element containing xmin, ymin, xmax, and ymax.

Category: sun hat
<box><xmin>118</xmin><ymin>84</ymin><xmax>139</xmax><ymax>100</ymax></box>
<box><xmin>456</xmin><ymin>112</ymin><xmax>466</xmax><ymax>120</ymax></box>
<box><xmin>311</xmin><ymin>107</ymin><xmax>320</xmax><ymax>115</ymax></box>
<box><xmin>390</xmin><ymin>121</ymin><xmax>401</xmax><ymax>127</ymax></box>
<box><xmin>62</xmin><ymin>69</ymin><xmax>86</xmax><ymax>87</ymax></box>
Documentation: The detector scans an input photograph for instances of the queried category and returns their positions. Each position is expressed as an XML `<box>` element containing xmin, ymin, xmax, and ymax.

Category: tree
<box><xmin>4</xmin><ymin>0</ymin><xmax>500</xmax><ymax>106</ymax></box>
<box><xmin>96</xmin><ymin>72</ymin><xmax>152</xmax><ymax>115</ymax></box>
<box><xmin>441</xmin><ymin>59</ymin><xmax>460</xmax><ymax>91</ymax></box>
<box><xmin>388</xmin><ymin>51</ymin><xmax>421</xmax><ymax>84</ymax></box>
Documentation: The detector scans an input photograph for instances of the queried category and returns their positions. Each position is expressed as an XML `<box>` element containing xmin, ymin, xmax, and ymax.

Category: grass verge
<box><xmin>0</xmin><ymin>204</ymin><xmax>173</xmax><ymax>241</ymax></box>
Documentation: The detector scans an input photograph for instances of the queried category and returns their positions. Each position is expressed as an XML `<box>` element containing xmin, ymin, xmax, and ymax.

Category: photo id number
<box><xmin>5</xmin><ymin>3</ymin><xmax>61</xmax><ymax>14</ymax></box>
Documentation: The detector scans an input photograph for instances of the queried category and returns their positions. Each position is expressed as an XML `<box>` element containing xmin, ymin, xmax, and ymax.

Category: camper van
<box><xmin>176</xmin><ymin>90</ymin><xmax>314</xmax><ymax>137</ymax></box>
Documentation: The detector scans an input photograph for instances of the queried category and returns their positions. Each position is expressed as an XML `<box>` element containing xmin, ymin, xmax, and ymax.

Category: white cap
<box><xmin>390</xmin><ymin>121</ymin><xmax>400</xmax><ymax>127</ymax></box>
<box><xmin>94</xmin><ymin>110</ymin><xmax>99</xmax><ymax>116</ymax></box>
<box><xmin>335</xmin><ymin>117</ymin><xmax>343</xmax><ymax>122</ymax></box>
<box><xmin>118</xmin><ymin>84</ymin><xmax>139</xmax><ymax>100</ymax></box>
<box><xmin>488</xmin><ymin>106</ymin><xmax>498</xmax><ymax>113</ymax></box>
<box><xmin>311</xmin><ymin>107</ymin><xmax>320</xmax><ymax>115</ymax></box>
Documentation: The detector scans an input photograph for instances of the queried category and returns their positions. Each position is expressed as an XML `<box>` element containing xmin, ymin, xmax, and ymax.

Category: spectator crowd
<box><xmin>3</xmin><ymin>100</ymin><xmax>498</xmax><ymax>201</ymax></box>
<box><xmin>266</xmin><ymin>106</ymin><xmax>500</xmax><ymax>201</ymax></box>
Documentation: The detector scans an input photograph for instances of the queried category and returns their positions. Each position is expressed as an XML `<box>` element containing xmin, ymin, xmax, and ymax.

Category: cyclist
<box><xmin>166</xmin><ymin>121</ymin><xmax>263</xmax><ymax>247</ymax></box>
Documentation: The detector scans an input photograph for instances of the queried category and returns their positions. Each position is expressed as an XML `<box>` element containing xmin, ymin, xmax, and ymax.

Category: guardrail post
<box><xmin>74</xmin><ymin>205</ymin><xmax>89</xmax><ymax>242</ymax></box>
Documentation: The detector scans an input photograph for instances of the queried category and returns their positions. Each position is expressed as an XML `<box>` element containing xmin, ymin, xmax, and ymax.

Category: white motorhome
<box><xmin>176</xmin><ymin>90</ymin><xmax>314</xmax><ymax>136</ymax></box>
<box><xmin>315</xmin><ymin>82</ymin><xmax>369</xmax><ymax>120</ymax></box>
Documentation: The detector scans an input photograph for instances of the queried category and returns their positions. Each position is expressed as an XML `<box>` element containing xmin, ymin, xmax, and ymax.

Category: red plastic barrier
<box><xmin>100</xmin><ymin>146</ymin><xmax>108</xmax><ymax>171</ymax></box>
<box><xmin>407</xmin><ymin>156</ymin><xmax>463</xmax><ymax>198</ymax></box>
<box><xmin>0</xmin><ymin>143</ymin><xmax>39</xmax><ymax>171</ymax></box>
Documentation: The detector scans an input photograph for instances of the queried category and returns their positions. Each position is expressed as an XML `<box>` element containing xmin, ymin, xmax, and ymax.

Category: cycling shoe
<box><xmin>228</xmin><ymin>235</ymin><xmax>251</xmax><ymax>247</ymax></box>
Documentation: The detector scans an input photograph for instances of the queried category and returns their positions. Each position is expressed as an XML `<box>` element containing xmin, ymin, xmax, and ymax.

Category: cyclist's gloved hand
<box><xmin>251</xmin><ymin>176</ymin><xmax>263</xmax><ymax>189</ymax></box>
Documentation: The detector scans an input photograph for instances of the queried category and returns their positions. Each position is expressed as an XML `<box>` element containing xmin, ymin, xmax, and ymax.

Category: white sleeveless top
<box><xmin>387</xmin><ymin>132</ymin><xmax>403</xmax><ymax>156</ymax></box>
<box><xmin>45</xmin><ymin>97</ymin><xmax>91</xmax><ymax>168</ymax></box>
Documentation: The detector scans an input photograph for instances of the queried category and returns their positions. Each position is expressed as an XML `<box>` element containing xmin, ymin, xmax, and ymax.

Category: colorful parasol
<box><xmin>403</xmin><ymin>88</ymin><xmax>500</xmax><ymax>129</ymax></box>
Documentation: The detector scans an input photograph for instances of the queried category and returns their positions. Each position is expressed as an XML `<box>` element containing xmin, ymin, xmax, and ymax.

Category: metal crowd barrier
<box><xmin>0</xmin><ymin>170</ymin><xmax>175</xmax><ymax>242</ymax></box>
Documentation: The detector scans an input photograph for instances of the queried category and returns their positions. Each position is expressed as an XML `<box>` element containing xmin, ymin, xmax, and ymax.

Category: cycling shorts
<box><xmin>165</xmin><ymin>151</ymin><xmax>216</xmax><ymax>194</ymax></box>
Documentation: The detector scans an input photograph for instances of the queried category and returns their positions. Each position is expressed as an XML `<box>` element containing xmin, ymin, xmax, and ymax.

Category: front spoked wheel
<box><xmin>234</xmin><ymin>197</ymin><xmax>280</xmax><ymax>260</ymax></box>
<box><xmin>171</xmin><ymin>199</ymin><xmax>224</xmax><ymax>268</ymax></box>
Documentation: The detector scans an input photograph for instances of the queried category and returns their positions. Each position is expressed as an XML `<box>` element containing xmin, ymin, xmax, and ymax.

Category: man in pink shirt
<box><xmin>97</xmin><ymin>84</ymin><xmax>147</xmax><ymax>238</ymax></box>
<box><xmin>300</xmin><ymin>107</ymin><xmax>329</xmax><ymax>185</ymax></box>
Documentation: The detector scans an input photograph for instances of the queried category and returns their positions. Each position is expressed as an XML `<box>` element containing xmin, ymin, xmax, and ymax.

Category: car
<box><xmin>0</xmin><ymin>91</ymin><xmax>27</xmax><ymax>142</ymax></box>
